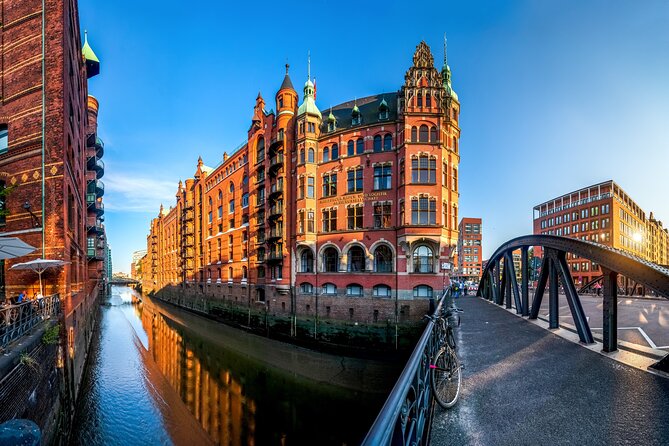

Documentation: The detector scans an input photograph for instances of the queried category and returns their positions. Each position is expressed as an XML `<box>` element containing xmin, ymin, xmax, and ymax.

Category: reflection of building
<box><xmin>0</xmin><ymin>0</ymin><xmax>106</xmax><ymax>407</ymax></box>
<box><xmin>457</xmin><ymin>218</ymin><xmax>482</xmax><ymax>280</ymax></box>
<box><xmin>143</xmin><ymin>41</ymin><xmax>461</xmax><ymax>320</ymax></box>
<box><xmin>533</xmin><ymin>180</ymin><xmax>669</xmax><ymax>286</ymax></box>
<box><xmin>131</xmin><ymin>250</ymin><xmax>147</xmax><ymax>280</ymax></box>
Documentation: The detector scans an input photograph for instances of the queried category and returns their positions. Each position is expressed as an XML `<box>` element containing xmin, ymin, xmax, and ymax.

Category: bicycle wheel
<box><xmin>431</xmin><ymin>346</ymin><xmax>461</xmax><ymax>409</ymax></box>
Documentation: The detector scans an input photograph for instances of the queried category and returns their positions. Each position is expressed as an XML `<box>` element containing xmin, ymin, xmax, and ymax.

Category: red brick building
<box><xmin>457</xmin><ymin>217</ymin><xmax>482</xmax><ymax>281</ymax></box>
<box><xmin>145</xmin><ymin>41</ymin><xmax>461</xmax><ymax>322</ymax></box>
<box><xmin>0</xmin><ymin>0</ymin><xmax>106</xmax><ymax>399</ymax></box>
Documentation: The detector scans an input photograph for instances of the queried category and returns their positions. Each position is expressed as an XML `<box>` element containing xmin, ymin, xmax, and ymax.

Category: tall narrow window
<box><xmin>331</xmin><ymin>143</ymin><xmax>339</xmax><ymax>160</ymax></box>
<box><xmin>373</xmin><ymin>164</ymin><xmax>392</xmax><ymax>190</ymax></box>
<box><xmin>348</xmin><ymin>246</ymin><xmax>366</xmax><ymax>272</ymax></box>
<box><xmin>347</xmin><ymin>140</ymin><xmax>355</xmax><ymax>156</ymax></box>
<box><xmin>413</xmin><ymin>246</ymin><xmax>434</xmax><ymax>273</ymax></box>
<box><xmin>383</xmin><ymin>134</ymin><xmax>392</xmax><ymax>151</ymax></box>
<box><xmin>256</xmin><ymin>137</ymin><xmax>265</xmax><ymax>163</ymax></box>
<box><xmin>374</xmin><ymin>245</ymin><xmax>393</xmax><ymax>272</ymax></box>
<box><xmin>322</xmin><ymin>173</ymin><xmax>337</xmax><ymax>197</ymax></box>
<box><xmin>307</xmin><ymin>177</ymin><xmax>315</xmax><ymax>198</ymax></box>
<box><xmin>0</xmin><ymin>125</ymin><xmax>7</xmax><ymax>154</ymax></box>
<box><xmin>430</xmin><ymin>126</ymin><xmax>437</xmax><ymax>143</ymax></box>
<box><xmin>308</xmin><ymin>148</ymin><xmax>315</xmax><ymax>163</ymax></box>
<box><xmin>347</xmin><ymin>205</ymin><xmax>363</xmax><ymax>229</ymax></box>
<box><xmin>373</xmin><ymin>202</ymin><xmax>392</xmax><ymax>228</ymax></box>
<box><xmin>322</xmin><ymin>209</ymin><xmax>337</xmax><ymax>232</ymax></box>
<box><xmin>373</xmin><ymin>135</ymin><xmax>382</xmax><ymax>152</ymax></box>
<box><xmin>323</xmin><ymin>146</ymin><xmax>330</xmax><ymax>163</ymax></box>
<box><xmin>356</xmin><ymin>138</ymin><xmax>364</xmax><ymax>155</ymax></box>
<box><xmin>419</xmin><ymin>125</ymin><xmax>428</xmax><ymax>142</ymax></box>
<box><xmin>307</xmin><ymin>210</ymin><xmax>315</xmax><ymax>232</ymax></box>
<box><xmin>411</xmin><ymin>127</ymin><xmax>417</xmax><ymax>142</ymax></box>
<box><xmin>323</xmin><ymin>248</ymin><xmax>339</xmax><ymax>272</ymax></box>
<box><xmin>347</xmin><ymin>167</ymin><xmax>363</xmax><ymax>193</ymax></box>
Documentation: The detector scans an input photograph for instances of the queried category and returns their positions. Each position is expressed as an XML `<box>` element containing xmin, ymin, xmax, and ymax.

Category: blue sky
<box><xmin>79</xmin><ymin>1</ymin><xmax>669</xmax><ymax>273</ymax></box>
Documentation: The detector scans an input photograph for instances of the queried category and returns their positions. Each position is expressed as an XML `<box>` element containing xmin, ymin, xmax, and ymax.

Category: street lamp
<box><xmin>22</xmin><ymin>201</ymin><xmax>41</xmax><ymax>228</ymax></box>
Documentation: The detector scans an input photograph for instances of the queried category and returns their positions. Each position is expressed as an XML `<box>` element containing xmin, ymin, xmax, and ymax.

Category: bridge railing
<box><xmin>362</xmin><ymin>288</ymin><xmax>451</xmax><ymax>446</ymax></box>
<box><xmin>0</xmin><ymin>294</ymin><xmax>60</xmax><ymax>350</ymax></box>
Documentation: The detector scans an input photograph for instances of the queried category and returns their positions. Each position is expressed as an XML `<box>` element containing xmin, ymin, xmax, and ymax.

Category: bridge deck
<box><xmin>430</xmin><ymin>296</ymin><xmax>669</xmax><ymax>446</ymax></box>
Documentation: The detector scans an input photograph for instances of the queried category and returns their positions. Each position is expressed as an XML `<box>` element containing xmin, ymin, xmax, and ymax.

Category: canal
<box><xmin>69</xmin><ymin>286</ymin><xmax>400</xmax><ymax>445</ymax></box>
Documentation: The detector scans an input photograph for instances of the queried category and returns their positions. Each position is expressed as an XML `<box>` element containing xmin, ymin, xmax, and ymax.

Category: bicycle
<box><xmin>429</xmin><ymin>304</ymin><xmax>464</xmax><ymax>409</ymax></box>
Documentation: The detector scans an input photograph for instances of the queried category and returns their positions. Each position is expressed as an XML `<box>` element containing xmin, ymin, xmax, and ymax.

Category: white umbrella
<box><xmin>0</xmin><ymin>237</ymin><xmax>36</xmax><ymax>260</ymax></box>
<box><xmin>10</xmin><ymin>258</ymin><xmax>69</xmax><ymax>295</ymax></box>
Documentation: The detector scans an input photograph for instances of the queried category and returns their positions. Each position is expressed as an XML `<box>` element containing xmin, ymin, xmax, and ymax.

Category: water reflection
<box><xmin>71</xmin><ymin>286</ymin><xmax>396</xmax><ymax>445</ymax></box>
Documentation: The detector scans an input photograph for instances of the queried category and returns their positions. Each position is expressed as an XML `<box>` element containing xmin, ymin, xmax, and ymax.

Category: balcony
<box><xmin>270</xmin><ymin>133</ymin><xmax>284</xmax><ymax>149</ymax></box>
<box><xmin>184</xmin><ymin>248</ymin><xmax>195</xmax><ymax>258</ymax></box>
<box><xmin>269</xmin><ymin>204</ymin><xmax>283</xmax><ymax>219</ymax></box>
<box><xmin>269</xmin><ymin>180</ymin><xmax>284</xmax><ymax>198</ymax></box>
<box><xmin>86</xmin><ymin>193</ymin><xmax>104</xmax><ymax>216</ymax></box>
<box><xmin>183</xmin><ymin>209</ymin><xmax>194</xmax><ymax>221</ymax></box>
<box><xmin>269</xmin><ymin>153</ymin><xmax>284</xmax><ymax>172</ymax></box>
<box><xmin>266</xmin><ymin>252</ymin><xmax>284</xmax><ymax>263</ymax></box>
<box><xmin>95</xmin><ymin>137</ymin><xmax>104</xmax><ymax>158</ymax></box>
<box><xmin>87</xmin><ymin>247</ymin><xmax>104</xmax><ymax>260</ymax></box>
<box><xmin>183</xmin><ymin>200</ymin><xmax>194</xmax><ymax>210</ymax></box>
<box><xmin>87</xmin><ymin>217</ymin><xmax>104</xmax><ymax>234</ymax></box>
<box><xmin>87</xmin><ymin>179</ymin><xmax>104</xmax><ymax>198</ymax></box>
<box><xmin>87</xmin><ymin>155</ymin><xmax>105</xmax><ymax>179</ymax></box>
<box><xmin>183</xmin><ymin>224</ymin><xmax>194</xmax><ymax>235</ymax></box>
<box><xmin>183</xmin><ymin>236</ymin><xmax>194</xmax><ymax>247</ymax></box>
<box><xmin>267</xmin><ymin>227</ymin><xmax>283</xmax><ymax>241</ymax></box>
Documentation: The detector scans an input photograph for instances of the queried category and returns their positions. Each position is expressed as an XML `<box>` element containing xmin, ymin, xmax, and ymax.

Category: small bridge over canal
<box><xmin>363</xmin><ymin>235</ymin><xmax>669</xmax><ymax>445</ymax></box>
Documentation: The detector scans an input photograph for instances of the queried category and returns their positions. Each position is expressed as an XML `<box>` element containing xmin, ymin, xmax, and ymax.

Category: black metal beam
<box><xmin>548</xmin><ymin>251</ymin><xmax>559</xmax><ymax>329</ymax></box>
<box><xmin>602</xmin><ymin>267</ymin><xmax>618</xmax><ymax>352</ymax></box>
<box><xmin>530</xmin><ymin>255</ymin><xmax>549</xmax><ymax>320</ymax></box>
<box><xmin>521</xmin><ymin>246</ymin><xmax>529</xmax><ymax>316</ymax></box>
<box><xmin>505</xmin><ymin>252</ymin><xmax>522</xmax><ymax>314</ymax></box>
<box><xmin>500</xmin><ymin>258</ymin><xmax>508</xmax><ymax>307</ymax></box>
<box><xmin>556</xmin><ymin>251</ymin><xmax>594</xmax><ymax>344</ymax></box>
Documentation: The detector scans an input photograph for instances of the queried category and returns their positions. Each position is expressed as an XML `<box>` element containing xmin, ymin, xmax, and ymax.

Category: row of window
<box><xmin>300</xmin><ymin>244</ymin><xmax>437</xmax><ymax>273</ymax></box>
<box><xmin>299</xmin><ymin>283</ymin><xmax>434</xmax><ymax>298</ymax></box>
<box><xmin>540</xmin><ymin>204</ymin><xmax>611</xmax><ymax>228</ymax></box>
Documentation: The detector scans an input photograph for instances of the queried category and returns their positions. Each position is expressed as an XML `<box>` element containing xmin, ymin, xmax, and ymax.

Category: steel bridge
<box><xmin>363</xmin><ymin>235</ymin><xmax>669</xmax><ymax>445</ymax></box>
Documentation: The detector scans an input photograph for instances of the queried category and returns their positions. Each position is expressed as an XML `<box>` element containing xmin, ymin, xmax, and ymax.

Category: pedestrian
<box><xmin>17</xmin><ymin>290</ymin><xmax>26</xmax><ymax>303</ymax></box>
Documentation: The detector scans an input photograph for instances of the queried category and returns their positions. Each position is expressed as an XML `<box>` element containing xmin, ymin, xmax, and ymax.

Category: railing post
<box><xmin>521</xmin><ymin>246</ymin><xmax>529</xmax><ymax>316</ymax></box>
<box><xmin>602</xmin><ymin>267</ymin><xmax>618</xmax><ymax>352</ymax></box>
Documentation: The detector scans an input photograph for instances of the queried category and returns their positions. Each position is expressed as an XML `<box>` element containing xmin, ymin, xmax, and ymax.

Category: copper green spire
<box><xmin>82</xmin><ymin>30</ymin><xmax>100</xmax><ymax>78</ymax></box>
<box><xmin>442</xmin><ymin>33</ymin><xmax>458</xmax><ymax>101</ymax></box>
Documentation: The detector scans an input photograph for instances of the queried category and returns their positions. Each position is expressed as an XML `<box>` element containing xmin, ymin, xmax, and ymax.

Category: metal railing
<box><xmin>0</xmin><ymin>294</ymin><xmax>60</xmax><ymax>350</ymax></box>
<box><xmin>363</xmin><ymin>289</ymin><xmax>450</xmax><ymax>445</ymax></box>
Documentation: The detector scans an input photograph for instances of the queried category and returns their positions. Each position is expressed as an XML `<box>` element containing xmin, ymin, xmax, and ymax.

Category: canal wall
<box><xmin>0</xmin><ymin>322</ymin><xmax>64</xmax><ymax>444</ymax></box>
<box><xmin>154</xmin><ymin>284</ymin><xmax>427</xmax><ymax>352</ymax></box>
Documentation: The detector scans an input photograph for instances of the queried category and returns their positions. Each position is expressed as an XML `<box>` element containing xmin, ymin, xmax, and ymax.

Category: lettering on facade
<box><xmin>320</xmin><ymin>191</ymin><xmax>389</xmax><ymax>206</ymax></box>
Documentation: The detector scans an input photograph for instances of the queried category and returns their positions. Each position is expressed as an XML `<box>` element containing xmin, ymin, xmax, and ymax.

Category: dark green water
<box><xmin>69</xmin><ymin>286</ymin><xmax>398</xmax><ymax>445</ymax></box>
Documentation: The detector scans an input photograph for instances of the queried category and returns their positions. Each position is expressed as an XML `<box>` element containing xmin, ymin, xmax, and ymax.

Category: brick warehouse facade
<box><xmin>143</xmin><ymin>41</ymin><xmax>460</xmax><ymax>325</ymax></box>
<box><xmin>0</xmin><ymin>0</ymin><xmax>107</xmax><ymax>419</ymax></box>
<box><xmin>456</xmin><ymin>217</ymin><xmax>482</xmax><ymax>281</ymax></box>
<box><xmin>533</xmin><ymin>180</ymin><xmax>669</xmax><ymax>290</ymax></box>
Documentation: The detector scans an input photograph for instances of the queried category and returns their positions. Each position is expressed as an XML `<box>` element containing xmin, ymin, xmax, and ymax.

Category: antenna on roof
<box><xmin>307</xmin><ymin>50</ymin><xmax>311</xmax><ymax>81</ymax></box>
<box><xmin>444</xmin><ymin>33</ymin><xmax>448</xmax><ymax>66</ymax></box>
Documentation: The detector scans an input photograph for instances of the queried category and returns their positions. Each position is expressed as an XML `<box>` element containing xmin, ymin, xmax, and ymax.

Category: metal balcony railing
<box><xmin>0</xmin><ymin>294</ymin><xmax>61</xmax><ymax>350</ymax></box>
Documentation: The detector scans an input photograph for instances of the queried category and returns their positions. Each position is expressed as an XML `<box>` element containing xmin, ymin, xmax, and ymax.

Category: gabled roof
<box><xmin>320</xmin><ymin>92</ymin><xmax>398</xmax><ymax>132</ymax></box>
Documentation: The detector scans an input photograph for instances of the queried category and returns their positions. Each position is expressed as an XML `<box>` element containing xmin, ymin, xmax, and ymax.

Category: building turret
<box><xmin>442</xmin><ymin>35</ymin><xmax>458</xmax><ymax>101</ymax></box>
<box><xmin>81</xmin><ymin>31</ymin><xmax>100</xmax><ymax>78</ymax></box>
<box><xmin>297</xmin><ymin>55</ymin><xmax>321</xmax><ymax>119</ymax></box>
<box><xmin>276</xmin><ymin>64</ymin><xmax>298</xmax><ymax>117</ymax></box>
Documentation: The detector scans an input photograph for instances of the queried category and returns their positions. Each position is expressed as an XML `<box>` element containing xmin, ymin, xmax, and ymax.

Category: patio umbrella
<box><xmin>0</xmin><ymin>237</ymin><xmax>36</xmax><ymax>260</ymax></box>
<box><xmin>10</xmin><ymin>258</ymin><xmax>69</xmax><ymax>295</ymax></box>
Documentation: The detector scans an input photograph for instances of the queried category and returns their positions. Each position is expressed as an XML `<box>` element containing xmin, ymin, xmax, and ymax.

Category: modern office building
<box><xmin>456</xmin><ymin>217</ymin><xmax>482</xmax><ymax>280</ymax></box>
<box><xmin>143</xmin><ymin>41</ymin><xmax>461</xmax><ymax>321</ymax></box>
<box><xmin>533</xmin><ymin>180</ymin><xmax>669</xmax><ymax>288</ymax></box>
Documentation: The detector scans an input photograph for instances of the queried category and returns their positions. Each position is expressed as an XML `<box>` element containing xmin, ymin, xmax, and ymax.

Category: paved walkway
<box><xmin>430</xmin><ymin>296</ymin><xmax>669</xmax><ymax>446</ymax></box>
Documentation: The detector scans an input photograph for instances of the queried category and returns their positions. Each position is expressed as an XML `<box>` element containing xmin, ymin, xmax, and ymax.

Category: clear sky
<box><xmin>79</xmin><ymin>1</ymin><xmax>669</xmax><ymax>273</ymax></box>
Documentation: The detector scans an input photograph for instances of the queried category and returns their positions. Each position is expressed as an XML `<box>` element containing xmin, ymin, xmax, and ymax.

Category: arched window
<box><xmin>373</xmin><ymin>285</ymin><xmax>392</xmax><ymax>298</ymax></box>
<box><xmin>452</xmin><ymin>136</ymin><xmax>457</xmax><ymax>153</ymax></box>
<box><xmin>323</xmin><ymin>247</ymin><xmax>339</xmax><ymax>272</ymax></box>
<box><xmin>256</xmin><ymin>137</ymin><xmax>265</xmax><ymax>162</ymax></box>
<box><xmin>426</xmin><ymin>93</ymin><xmax>431</xmax><ymax>108</ymax></box>
<box><xmin>383</xmin><ymin>134</ymin><xmax>392</xmax><ymax>151</ymax></box>
<box><xmin>308</xmin><ymin>148</ymin><xmax>314</xmax><ymax>163</ymax></box>
<box><xmin>430</xmin><ymin>126</ymin><xmax>437</xmax><ymax>143</ymax></box>
<box><xmin>218</xmin><ymin>190</ymin><xmax>222</xmax><ymax>201</ymax></box>
<box><xmin>242</xmin><ymin>175</ymin><xmax>248</xmax><ymax>186</ymax></box>
<box><xmin>417</xmin><ymin>91</ymin><xmax>423</xmax><ymax>107</ymax></box>
<box><xmin>413</xmin><ymin>285</ymin><xmax>433</xmax><ymax>298</ymax></box>
<box><xmin>348</xmin><ymin>246</ymin><xmax>366</xmax><ymax>272</ymax></box>
<box><xmin>323</xmin><ymin>146</ymin><xmax>330</xmax><ymax>163</ymax></box>
<box><xmin>411</xmin><ymin>126</ymin><xmax>417</xmax><ymax>142</ymax></box>
<box><xmin>347</xmin><ymin>140</ymin><xmax>355</xmax><ymax>156</ymax></box>
<box><xmin>242</xmin><ymin>266</ymin><xmax>248</xmax><ymax>279</ymax></box>
<box><xmin>322</xmin><ymin>283</ymin><xmax>337</xmax><ymax>295</ymax></box>
<box><xmin>229</xmin><ymin>182</ymin><xmax>235</xmax><ymax>193</ymax></box>
<box><xmin>331</xmin><ymin>143</ymin><xmax>339</xmax><ymax>160</ymax></box>
<box><xmin>373</xmin><ymin>135</ymin><xmax>382</xmax><ymax>152</ymax></box>
<box><xmin>374</xmin><ymin>245</ymin><xmax>393</xmax><ymax>272</ymax></box>
<box><xmin>356</xmin><ymin>138</ymin><xmax>364</xmax><ymax>155</ymax></box>
<box><xmin>300</xmin><ymin>149</ymin><xmax>305</xmax><ymax>164</ymax></box>
<box><xmin>300</xmin><ymin>283</ymin><xmax>313</xmax><ymax>294</ymax></box>
<box><xmin>419</xmin><ymin>125</ymin><xmax>428</xmax><ymax>142</ymax></box>
<box><xmin>346</xmin><ymin>284</ymin><xmax>363</xmax><ymax>297</ymax></box>
<box><xmin>301</xmin><ymin>249</ymin><xmax>314</xmax><ymax>273</ymax></box>
<box><xmin>413</xmin><ymin>245</ymin><xmax>434</xmax><ymax>273</ymax></box>
<box><xmin>228</xmin><ymin>267</ymin><xmax>233</xmax><ymax>280</ymax></box>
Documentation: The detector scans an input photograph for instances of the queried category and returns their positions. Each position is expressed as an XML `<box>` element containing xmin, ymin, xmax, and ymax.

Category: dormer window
<box><xmin>352</xmin><ymin>114</ymin><xmax>361</xmax><ymax>126</ymax></box>
<box><xmin>328</xmin><ymin>121</ymin><xmax>336</xmax><ymax>132</ymax></box>
<box><xmin>379</xmin><ymin>110</ymin><xmax>388</xmax><ymax>120</ymax></box>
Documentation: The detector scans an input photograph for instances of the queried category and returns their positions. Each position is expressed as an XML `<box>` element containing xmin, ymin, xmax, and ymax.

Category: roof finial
<box><xmin>285</xmin><ymin>62</ymin><xmax>289</xmax><ymax>74</ymax></box>
<box><xmin>444</xmin><ymin>33</ymin><xmax>448</xmax><ymax>67</ymax></box>
<box><xmin>307</xmin><ymin>50</ymin><xmax>311</xmax><ymax>81</ymax></box>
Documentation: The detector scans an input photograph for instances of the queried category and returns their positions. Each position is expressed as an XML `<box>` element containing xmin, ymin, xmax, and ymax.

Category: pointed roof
<box><xmin>82</xmin><ymin>31</ymin><xmax>100</xmax><ymax>78</ymax></box>
<box><xmin>279</xmin><ymin>64</ymin><xmax>295</xmax><ymax>91</ymax></box>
